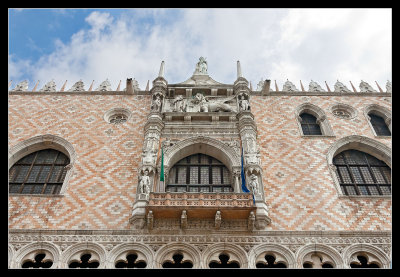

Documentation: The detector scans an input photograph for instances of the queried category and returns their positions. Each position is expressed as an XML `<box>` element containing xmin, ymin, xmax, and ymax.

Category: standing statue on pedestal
<box><xmin>139</xmin><ymin>170</ymin><xmax>151</xmax><ymax>195</ymax></box>
<box><xmin>151</xmin><ymin>94</ymin><xmax>162</xmax><ymax>112</ymax></box>
<box><xmin>248</xmin><ymin>173</ymin><xmax>259</xmax><ymax>195</ymax></box>
<box><xmin>173</xmin><ymin>95</ymin><xmax>186</xmax><ymax>112</ymax></box>
<box><xmin>238</xmin><ymin>95</ymin><xmax>250</xmax><ymax>111</ymax></box>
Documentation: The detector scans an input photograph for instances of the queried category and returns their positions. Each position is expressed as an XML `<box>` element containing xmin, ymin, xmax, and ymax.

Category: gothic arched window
<box><xmin>368</xmin><ymin>113</ymin><xmax>391</xmax><ymax>136</ymax></box>
<box><xmin>9</xmin><ymin>149</ymin><xmax>70</xmax><ymax>195</ymax></box>
<box><xmin>300</xmin><ymin>113</ymin><xmax>322</xmax><ymax>135</ymax></box>
<box><xmin>333</xmin><ymin>150</ymin><xmax>391</xmax><ymax>196</ymax></box>
<box><xmin>166</xmin><ymin>153</ymin><xmax>232</xmax><ymax>193</ymax></box>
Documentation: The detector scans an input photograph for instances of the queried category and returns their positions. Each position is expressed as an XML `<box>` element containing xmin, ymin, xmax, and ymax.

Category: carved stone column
<box><xmin>130</xmin><ymin>61</ymin><xmax>167</xmax><ymax>229</ymax></box>
<box><xmin>236</xmin><ymin>77</ymin><xmax>271</xmax><ymax>229</ymax></box>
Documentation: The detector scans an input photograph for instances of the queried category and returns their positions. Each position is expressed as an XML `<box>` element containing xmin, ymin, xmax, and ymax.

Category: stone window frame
<box><xmin>295</xmin><ymin>103</ymin><xmax>335</xmax><ymax>137</ymax></box>
<box><xmin>103</xmin><ymin>107</ymin><xmax>132</xmax><ymax>125</ymax></box>
<box><xmin>13</xmin><ymin>242</ymin><xmax>61</xmax><ymax>269</ymax></box>
<box><xmin>154</xmin><ymin>243</ymin><xmax>201</xmax><ymax>269</ymax></box>
<box><xmin>364</xmin><ymin>104</ymin><xmax>392</xmax><ymax>137</ymax></box>
<box><xmin>342</xmin><ymin>244</ymin><xmax>390</xmax><ymax>268</ymax></box>
<box><xmin>249</xmin><ymin>244</ymin><xmax>296</xmax><ymax>268</ymax></box>
<box><xmin>326</xmin><ymin>135</ymin><xmax>391</xmax><ymax>198</ymax></box>
<box><xmin>330</xmin><ymin>103</ymin><xmax>357</xmax><ymax>120</ymax></box>
<box><xmin>202</xmin><ymin>242</ymin><xmax>249</xmax><ymax>269</ymax></box>
<box><xmin>106</xmin><ymin>243</ymin><xmax>154</xmax><ymax>269</ymax></box>
<box><xmin>295</xmin><ymin>244</ymin><xmax>344</xmax><ymax>269</ymax></box>
<box><xmin>8</xmin><ymin>134</ymin><xmax>76</xmax><ymax>196</ymax></box>
<box><xmin>59</xmin><ymin>242</ymin><xmax>106</xmax><ymax>269</ymax></box>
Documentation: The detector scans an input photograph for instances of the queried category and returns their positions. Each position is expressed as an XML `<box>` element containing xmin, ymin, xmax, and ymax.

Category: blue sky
<box><xmin>9</xmin><ymin>8</ymin><xmax>392</xmax><ymax>92</ymax></box>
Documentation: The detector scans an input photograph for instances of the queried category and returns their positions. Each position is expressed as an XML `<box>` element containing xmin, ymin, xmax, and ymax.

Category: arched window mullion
<box><xmin>20</xmin><ymin>152</ymin><xmax>39</xmax><ymax>194</ymax></box>
<box><xmin>341</xmin><ymin>152</ymin><xmax>361</xmax><ymax>195</ymax></box>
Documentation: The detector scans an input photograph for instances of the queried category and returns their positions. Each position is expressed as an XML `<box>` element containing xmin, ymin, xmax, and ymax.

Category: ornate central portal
<box><xmin>129</xmin><ymin>58</ymin><xmax>271</xmax><ymax>231</ymax></box>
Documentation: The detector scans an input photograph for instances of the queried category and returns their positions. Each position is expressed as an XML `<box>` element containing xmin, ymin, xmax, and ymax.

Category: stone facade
<box><xmin>8</xmin><ymin>59</ymin><xmax>391</xmax><ymax>268</ymax></box>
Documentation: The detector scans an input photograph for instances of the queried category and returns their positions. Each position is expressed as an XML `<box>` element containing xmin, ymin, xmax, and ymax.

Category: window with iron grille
<box><xmin>9</xmin><ymin>149</ymin><xmax>70</xmax><ymax>195</ymax></box>
<box><xmin>166</xmin><ymin>153</ymin><xmax>232</xmax><ymax>193</ymax></box>
<box><xmin>369</xmin><ymin>113</ymin><xmax>391</xmax><ymax>136</ymax></box>
<box><xmin>300</xmin><ymin>113</ymin><xmax>322</xmax><ymax>135</ymax></box>
<box><xmin>333</xmin><ymin>150</ymin><xmax>391</xmax><ymax>196</ymax></box>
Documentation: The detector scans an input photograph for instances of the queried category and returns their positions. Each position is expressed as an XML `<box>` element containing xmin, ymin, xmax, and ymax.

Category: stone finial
<box><xmin>88</xmin><ymin>80</ymin><xmax>95</xmax><ymax>92</ymax></box>
<box><xmin>145</xmin><ymin>80</ymin><xmax>150</xmax><ymax>91</ymax></box>
<box><xmin>32</xmin><ymin>80</ymin><xmax>40</xmax><ymax>92</ymax></box>
<box><xmin>386</xmin><ymin>80</ymin><xmax>392</xmax><ymax>93</ymax></box>
<box><xmin>95</xmin><ymin>79</ymin><xmax>112</xmax><ymax>91</ymax></box>
<box><xmin>11</xmin><ymin>80</ymin><xmax>29</xmax><ymax>91</ymax></box>
<box><xmin>39</xmin><ymin>80</ymin><xmax>57</xmax><ymax>92</ymax></box>
<box><xmin>116</xmin><ymin>80</ymin><xmax>121</xmax><ymax>91</ymax></box>
<box><xmin>334</xmin><ymin>80</ymin><xmax>351</xmax><ymax>92</ymax></box>
<box><xmin>159</xmin><ymin>60</ymin><xmax>165</xmax><ymax>77</ymax></box>
<box><xmin>300</xmin><ymin>80</ymin><xmax>305</xmax><ymax>92</ymax></box>
<box><xmin>68</xmin><ymin>80</ymin><xmax>85</xmax><ymax>92</ymax></box>
<box><xmin>249</xmin><ymin>81</ymin><xmax>253</xmax><ymax>91</ymax></box>
<box><xmin>60</xmin><ymin>80</ymin><xmax>68</xmax><ymax>92</ymax></box>
<box><xmin>308</xmin><ymin>80</ymin><xmax>326</xmax><ymax>92</ymax></box>
<box><xmin>375</xmin><ymin>81</ymin><xmax>383</xmax><ymax>93</ymax></box>
<box><xmin>349</xmin><ymin>81</ymin><xmax>357</xmax><ymax>92</ymax></box>
<box><xmin>274</xmin><ymin>80</ymin><xmax>279</xmax><ymax>92</ymax></box>
<box><xmin>325</xmin><ymin>81</ymin><xmax>331</xmax><ymax>92</ymax></box>
<box><xmin>256</xmin><ymin>79</ymin><xmax>264</xmax><ymax>91</ymax></box>
<box><xmin>359</xmin><ymin>80</ymin><xmax>377</xmax><ymax>92</ymax></box>
<box><xmin>282</xmin><ymin>79</ymin><xmax>299</xmax><ymax>92</ymax></box>
<box><xmin>237</xmin><ymin>60</ymin><xmax>242</xmax><ymax>78</ymax></box>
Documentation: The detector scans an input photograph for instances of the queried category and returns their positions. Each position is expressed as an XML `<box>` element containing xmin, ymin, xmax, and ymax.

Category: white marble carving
<box><xmin>386</xmin><ymin>80</ymin><xmax>392</xmax><ymax>93</ymax></box>
<box><xmin>193</xmin><ymin>93</ymin><xmax>235</xmax><ymax>112</ymax></box>
<box><xmin>308</xmin><ymin>80</ymin><xmax>326</xmax><ymax>92</ymax></box>
<box><xmin>359</xmin><ymin>80</ymin><xmax>377</xmax><ymax>92</ymax></box>
<box><xmin>68</xmin><ymin>80</ymin><xmax>85</xmax><ymax>92</ymax></box>
<box><xmin>194</xmin><ymin>57</ymin><xmax>208</xmax><ymax>75</ymax></box>
<box><xmin>11</xmin><ymin>80</ymin><xmax>28</xmax><ymax>91</ymax></box>
<box><xmin>248</xmin><ymin>174</ymin><xmax>260</xmax><ymax>195</ymax></box>
<box><xmin>172</xmin><ymin>95</ymin><xmax>186</xmax><ymax>112</ymax></box>
<box><xmin>283</xmin><ymin>79</ymin><xmax>299</xmax><ymax>92</ymax></box>
<box><xmin>151</xmin><ymin>94</ymin><xmax>163</xmax><ymax>112</ymax></box>
<box><xmin>256</xmin><ymin>79</ymin><xmax>265</xmax><ymax>91</ymax></box>
<box><xmin>39</xmin><ymin>80</ymin><xmax>57</xmax><ymax>92</ymax></box>
<box><xmin>334</xmin><ymin>80</ymin><xmax>352</xmax><ymax>92</ymax></box>
<box><xmin>95</xmin><ymin>79</ymin><xmax>112</xmax><ymax>91</ymax></box>
<box><xmin>238</xmin><ymin>94</ymin><xmax>250</xmax><ymax>111</ymax></box>
<box><xmin>139</xmin><ymin>170</ymin><xmax>151</xmax><ymax>195</ymax></box>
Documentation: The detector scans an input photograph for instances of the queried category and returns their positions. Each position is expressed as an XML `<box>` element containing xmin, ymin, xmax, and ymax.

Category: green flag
<box><xmin>160</xmin><ymin>148</ymin><xmax>164</xmax><ymax>181</ymax></box>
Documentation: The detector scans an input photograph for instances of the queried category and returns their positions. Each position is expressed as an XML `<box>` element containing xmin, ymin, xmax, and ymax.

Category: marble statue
<box><xmin>151</xmin><ymin>95</ymin><xmax>162</xmax><ymax>112</ymax></box>
<box><xmin>256</xmin><ymin>79</ymin><xmax>265</xmax><ymax>91</ymax></box>
<box><xmin>39</xmin><ymin>80</ymin><xmax>57</xmax><ymax>92</ymax></box>
<box><xmin>359</xmin><ymin>80</ymin><xmax>377</xmax><ymax>92</ymax></box>
<box><xmin>283</xmin><ymin>79</ymin><xmax>299</xmax><ymax>92</ymax></box>
<box><xmin>238</xmin><ymin>95</ymin><xmax>250</xmax><ymax>111</ymax></box>
<box><xmin>11</xmin><ymin>80</ymin><xmax>29</xmax><ymax>91</ymax></box>
<box><xmin>386</xmin><ymin>80</ymin><xmax>392</xmax><ymax>93</ymax></box>
<box><xmin>68</xmin><ymin>80</ymin><xmax>85</xmax><ymax>92</ymax></box>
<box><xmin>248</xmin><ymin>174</ymin><xmax>259</xmax><ymax>195</ymax></box>
<box><xmin>308</xmin><ymin>80</ymin><xmax>326</xmax><ymax>92</ymax></box>
<box><xmin>95</xmin><ymin>79</ymin><xmax>112</xmax><ymax>91</ymax></box>
<box><xmin>194</xmin><ymin>57</ymin><xmax>208</xmax><ymax>75</ymax></box>
<box><xmin>172</xmin><ymin>95</ymin><xmax>186</xmax><ymax>112</ymax></box>
<box><xmin>334</xmin><ymin>80</ymin><xmax>352</xmax><ymax>92</ymax></box>
<box><xmin>139</xmin><ymin>170</ymin><xmax>151</xmax><ymax>195</ymax></box>
<box><xmin>193</xmin><ymin>93</ymin><xmax>235</xmax><ymax>112</ymax></box>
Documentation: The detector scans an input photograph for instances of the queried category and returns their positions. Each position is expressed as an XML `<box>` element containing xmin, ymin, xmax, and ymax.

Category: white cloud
<box><xmin>8</xmin><ymin>8</ymin><xmax>391</xmax><ymax>92</ymax></box>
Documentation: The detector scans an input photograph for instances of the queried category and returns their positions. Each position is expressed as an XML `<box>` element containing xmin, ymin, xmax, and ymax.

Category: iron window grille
<box><xmin>9</xmin><ymin>149</ymin><xmax>70</xmax><ymax>195</ymax></box>
<box><xmin>333</xmin><ymin>149</ymin><xmax>391</xmax><ymax>196</ymax></box>
<box><xmin>166</xmin><ymin>153</ymin><xmax>232</xmax><ymax>193</ymax></box>
<box><xmin>300</xmin><ymin>113</ymin><xmax>322</xmax><ymax>135</ymax></box>
<box><xmin>369</xmin><ymin>113</ymin><xmax>391</xmax><ymax>136</ymax></box>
